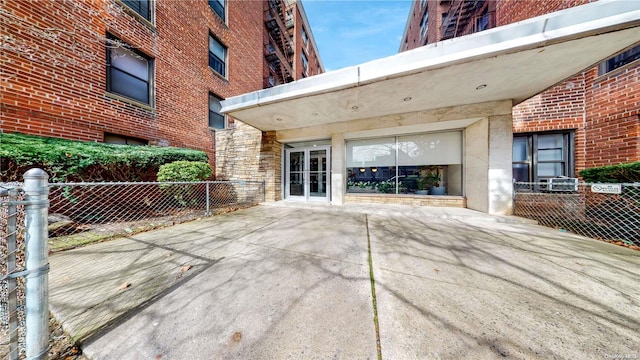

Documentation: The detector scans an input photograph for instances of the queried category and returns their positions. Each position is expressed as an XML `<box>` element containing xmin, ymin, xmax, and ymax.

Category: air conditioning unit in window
<box><xmin>548</xmin><ymin>177</ymin><xmax>578</xmax><ymax>192</ymax></box>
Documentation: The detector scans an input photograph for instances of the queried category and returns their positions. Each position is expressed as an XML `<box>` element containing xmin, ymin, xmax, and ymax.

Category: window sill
<box><xmin>209</xmin><ymin>67</ymin><xmax>229</xmax><ymax>82</ymax></box>
<box><xmin>105</xmin><ymin>92</ymin><xmax>156</xmax><ymax>112</ymax></box>
<box><xmin>115</xmin><ymin>0</ymin><xmax>157</xmax><ymax>32</ymax></box>
<box><xmin>594</xmin><ymin>58</ymin><xmax>640</xmax><ymax>83</ymax></box>
<box><xmin>208</xmin><ymin>7</ymin><xmax>229</xmax><ymax>29</ymax></box>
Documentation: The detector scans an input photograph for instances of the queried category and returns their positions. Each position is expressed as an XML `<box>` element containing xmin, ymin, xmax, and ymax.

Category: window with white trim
<box><xmin>106</xmin><ymin>35</ymin><xmax>154</xmax><ymax>106</ymax></box>
<box><xmin>121</xmin><ymin>0</ymin><xmax>152</xmax><ymax>21</ymax></box>
<box><xmin>209</xmin><ymin>93</ymin><xmax>225</xmax><ymax>129</ymax></box>
<box><xmin>208</xmin><ymin>0</ymin><xmax>225</xmax><ymax>21</ymax></box>
<box><xmin>208</xmin><ymin>34</ymin><xmax>227</xmax><ymax>77</ymax></box>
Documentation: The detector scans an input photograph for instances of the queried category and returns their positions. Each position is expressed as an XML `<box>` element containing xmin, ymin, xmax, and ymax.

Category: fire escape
<box><xmin>440</xmin><ymin>0</ymin><xmax>489</xmax><ymax>40</ymax></box>
<box><xmin>264</xmin><ymin>0</ymin><xmax>294</xmax><ymax>88</ymax></box>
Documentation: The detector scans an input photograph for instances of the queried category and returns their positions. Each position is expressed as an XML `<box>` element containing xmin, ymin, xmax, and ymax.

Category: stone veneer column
<box><xmin>258</xmin><ymin>131</ymin><xmax>282</xmax><ymax>202</ymax></box>
<box><xmin>331</xmin><ymin>133</ymin><xmax>345</xmax><ymax>205</ymax></box>
<box><xmin>487</xmin><ymin>114</ymin><xmax>513</xmax><ymax>215</ymax></box>
<box><xmin>214</xmin><ymin>122</ymin><xmax>281</xmax><ymax>202</ymax></box>
<box><xmin>464</xmin><ymin>114</ymin><xmax>513</xmax><ymax>215</ymax></box>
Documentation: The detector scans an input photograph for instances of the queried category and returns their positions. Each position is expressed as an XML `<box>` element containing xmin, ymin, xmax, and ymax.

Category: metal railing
<box><xmin>1</xmin><ymin>169</ymin><xmax>50</xmax><ymax>360</ymax></box>
<box><xmin>514</xmin><ymin>182</ymin><xmax>640</xmax><ymax>247</ymax></box>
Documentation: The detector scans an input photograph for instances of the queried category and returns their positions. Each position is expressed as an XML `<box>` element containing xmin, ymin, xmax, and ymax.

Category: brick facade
<box><xmin>2</xmin><ymin>0</ymin><xmax>324</xmax><ymax>191</ymax></box>
<box><xmin>401</xmin><ymin>0</ymin><xmax>640</xmax><ymax>175</ymax></box>
<box><xmin>1</xmin><ymin>0</ymin><xmax>266</xmax><ymax>170</ymax></box>
<box><xmin>499</xmin><ymin>0</ymin><xmax>640</xmax><ymax>171</ymax></box>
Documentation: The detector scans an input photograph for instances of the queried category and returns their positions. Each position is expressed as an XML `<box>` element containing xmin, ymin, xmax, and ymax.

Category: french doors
<box><xmin>285</xmin><ymin>146</ymin><xmax>330</xmax><ymax>201</ymax></box>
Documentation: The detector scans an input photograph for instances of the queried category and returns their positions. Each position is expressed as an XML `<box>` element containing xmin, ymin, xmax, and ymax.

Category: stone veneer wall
<box><xmin>344</xmin><ymin>194</ymin><xmax>466</xmax><ymax>208</ymax></box>
<box><xmin>215</xmin><ymin>121</ymin><xmax>282</xmax><ymax>201</ymax></box>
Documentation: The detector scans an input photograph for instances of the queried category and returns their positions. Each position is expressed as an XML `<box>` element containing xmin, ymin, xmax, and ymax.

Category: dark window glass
<box><xmin>599</xmin><ymin>45</ymin><xmax>640</xmax><ymax>75</ymax></box>
<box><xmin>476</xmin><ymin>8</ymin><xmax>489</xmax><ymax>32</ymax></box>
<box><xmin>512</xmin><ymin>132</ymin><xmax>574</xmax><ymax>184</ymax></box>
<box><xmin>209</xmin><ymin>35</ymin><xmax>226</xmax><ymax>77</ymax></box>
<box><xmin>209</xmin><ymin>93</ymin><xmax>225</xmax><ymax>129</ymax></box>
<box><xmin>121</xmin><ymin>0</ymin><xmax>151</xmax><ymax>21</ymax></box>
<box><xmin>106</xmin><ymin>37</ymin><xmax>153</xmax><ymax>105</ymax></box>
<box><xmin>208</xmin><ymin>0</ymin><xmax>225</xmax><ymax>21</ymax></box>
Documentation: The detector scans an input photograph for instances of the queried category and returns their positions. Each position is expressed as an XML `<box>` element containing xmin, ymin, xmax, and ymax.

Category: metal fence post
<box><xmin>7</xmin><ymin>188</ymin><xmax>19</xmax><ymax>360</ymax></box>
<box><xmin>23</xmin><ymin>169</ymin><xmax>49</xmax><ymax>360</ymax></box>
<box><xmin>205</xmin><ymin>182</ymin><xmax>211</xmax><ymax>216</ymax></box>
<box><xmin>262</xmin><ymin>180</ymin><xmax>266</xmax><ymax>202</ymax></box>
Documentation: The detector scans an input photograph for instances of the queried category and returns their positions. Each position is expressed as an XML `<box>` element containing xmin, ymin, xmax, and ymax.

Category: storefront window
<box><xmin>346</xmin><ymin>131</ymin><xmax>463</xmax><ymax>196</ymax></box>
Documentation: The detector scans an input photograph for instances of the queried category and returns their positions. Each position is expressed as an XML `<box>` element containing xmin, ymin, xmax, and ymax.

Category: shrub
<box><xmin>0</xmin><ymin>132</ymin><xmax>208</xmax><ymax>182</ymax></box>
<box><xmin>157</xmin><ymin>161</ymin><xmax>213</xmax><ymax>182</ymax></box>
<box><xmin>579</xmin><ymin>162</ymin><xmax>640</xmax><ymax>183</ymax></box>
<box><xmin>157</xmin><ymin>161</ymin><xmax>212</xmax><ymax>206</ymax></box>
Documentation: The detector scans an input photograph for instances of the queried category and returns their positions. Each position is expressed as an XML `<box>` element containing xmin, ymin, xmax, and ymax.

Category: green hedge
<box><xmin>579</xmin><ymin>162</ymin><xmax>640</xmax><ymax>183</ymax></box>
<box><xmin>0</xmin><ymin>132</ymin><xmax>209</xmax><ymax>182</ymax></box>
<box><xmin>157</xmin><ymin>161</ymin><xmax>213</xmax><ymax>182</ymax></box>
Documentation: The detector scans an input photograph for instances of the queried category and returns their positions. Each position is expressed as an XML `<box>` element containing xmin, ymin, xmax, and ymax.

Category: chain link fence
<box><xmin>2</xmin><ymin>178</ymin><xmax>264</xmax><ymax>358</ymax></box>
<box><xmin>514</xmin><ymin>182</ymin><xmax>640</xmax><ymax>248</ymax></box>
<box><xmin>0</xmin><ymin>184</ymin><xmax>26</xmax><ymax>360</ymax></box>
<box><xmin>47</xmin><ymin>180</ymin><xmax>264</xmax><ymax>252</ymax></box>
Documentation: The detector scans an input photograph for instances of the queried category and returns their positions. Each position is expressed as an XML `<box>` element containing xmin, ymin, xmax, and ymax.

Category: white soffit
<box><xmin>222</xmin><ymin>0</ymin><xmax>640</xmax><ymax>132</ymax></box>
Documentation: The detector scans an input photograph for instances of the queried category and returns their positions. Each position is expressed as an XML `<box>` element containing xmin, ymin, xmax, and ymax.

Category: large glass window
<box><xmin>208</xmin><ymin>0</ymin><xmax>225</xmax><ymax>21</ymax></box>
<box><xmin>106</xmin><ymin>36</ymin><xmax>154</xmax><ymax>105</ymax></box>
<box><xmin>512</xmin><ymin>132</ymin><xmax>574</xmax><ymax>184</ymax></box>
<box><xmin>208</xmin><ymin>93</ymin><xmax>225</xmax><ymax>129</ymax></box>
<box><xmin>209</xmin><ymin>34</ymin><xmax>226</xmax><ymax>77</ymax></box>
<box><xmin>121</xmin><ymin>0</ymin><xmax>152</xmax><ymax>21</ymax></box>
<box><xmin>346</xmin><ymin>131</ymin><xmax>463</xmax><ymax>196</ymax></box>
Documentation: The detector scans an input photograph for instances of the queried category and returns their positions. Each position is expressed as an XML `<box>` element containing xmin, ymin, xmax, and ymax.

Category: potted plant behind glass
<box><xmin>428</xmin><ymin>167</ymin><xmax>446</xmax><ymax>195</ymax></box>
<box><xmin>416</xmin><ymin>176</ymin><xmax>431</xmax><ymax>195</ymax></box>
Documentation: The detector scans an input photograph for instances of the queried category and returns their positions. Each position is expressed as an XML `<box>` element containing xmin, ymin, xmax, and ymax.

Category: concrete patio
<box><xmin>48</xmin><ymin>203</ymin><xmax>640</xmax><ymax>359</ymax></box>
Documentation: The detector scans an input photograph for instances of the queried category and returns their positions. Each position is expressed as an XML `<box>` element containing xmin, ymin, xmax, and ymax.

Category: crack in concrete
<box><xmin>366</xmin><ymin>214</ymin><xmax>383</xmax><ymax>360</ymax></box>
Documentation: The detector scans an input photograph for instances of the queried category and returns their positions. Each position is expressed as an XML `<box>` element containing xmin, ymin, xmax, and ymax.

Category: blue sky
<box><xmin>302</xmin><ymin>0</ymin><xmax>412</xmax><ymax>71</ymax></box>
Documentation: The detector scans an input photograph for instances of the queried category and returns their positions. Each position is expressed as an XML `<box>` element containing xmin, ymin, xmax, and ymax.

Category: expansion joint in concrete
<box><xmin>366</xmin><ymin>214</ymin><xmax>383</xmax><ymax>360</ymax></box>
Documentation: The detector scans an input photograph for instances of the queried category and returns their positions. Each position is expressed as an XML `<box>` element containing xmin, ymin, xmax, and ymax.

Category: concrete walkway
<box><xmin>48</xmin><ymin>203</ymin><xmax>640</xmax><ymax>359</ymax></box>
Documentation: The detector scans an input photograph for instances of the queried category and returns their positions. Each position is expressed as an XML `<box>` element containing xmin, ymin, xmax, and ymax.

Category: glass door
<box><xmin>285</xmin><ymin>146</ymin><xmax>330</xmax><ymax>202</ymax></box>
<box><xmin>286</xmin><ymin>150</ymin><xmax>305</xmax><ymax>199</ymax></box>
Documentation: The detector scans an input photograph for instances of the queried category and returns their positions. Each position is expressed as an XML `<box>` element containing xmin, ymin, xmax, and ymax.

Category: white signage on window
<box><xmin>591</xmin><ymin>183</ymin><xmax>622</xmax><ymax>194</ymax></box>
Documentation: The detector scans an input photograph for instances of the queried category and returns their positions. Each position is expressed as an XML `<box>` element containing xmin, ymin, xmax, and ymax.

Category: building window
<box><xmin>209</xmin><ymin>34</ymin><xmax>227</xmax><ymax>77</ymax></box>
<box><xmin>513</xmin><ymin>132</ymin><xmax>574</xmax><ymax>183</ymax></box>
<box><xmin>208</xmin><ymin>0</ymin><xmax>225</xmax><ymax>21</ymax></box>
<box><xmin>121</xmin><ymin>0</ymin><xmax>152</xmax><ymax>21</ymax></box>
<box><xmin>475</xmin><ymin>8</ymin><xmax>489</xmax><ymax>32</ymax></box>
<box><xmin>106</xmin><ymin>36</ymin><xmax>154</xmax><ymax>105</ymax></box>
<box><xmin>346</xmin><ymin>132</ymin><xmax>463</xmax><ymax>196</ymax></box>
<box><xmin>420</xmin><ymin>9</ymin><xmax>429</xmax><ymax>39</ymax></box>
<box><xmin>209</xmin><ymin>93</ymin><xmax>225</xmax><ymax>129</ymax></box>
<box><xmin>599</xmin><ymin>44</ymin><xmax>640</xmax><ymax>75</ymax></box>
<box><xmin>301</xmin><ymin>52</ymin><xmax>308</xmax><ymax>74</ymax></box>
<box><xmin>104</xmin><ymin>133</ymin><xmax>148</xmax><ymax>145</ymax></box>
<box><xmin>302</xmin><ymin>28</ymin><xmax>309</xmax><ymax>48</ymax></box>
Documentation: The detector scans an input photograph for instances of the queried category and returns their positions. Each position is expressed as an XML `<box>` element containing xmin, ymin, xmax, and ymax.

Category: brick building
<box><xmin>401</xmin><ymin>0</ymin><xmax>640</xmax><ymax>183</ymax></box>
<box><xmin>0</xmin><ymin>0</ymin><xmax>322</xmax><ymax>182</ymax></box>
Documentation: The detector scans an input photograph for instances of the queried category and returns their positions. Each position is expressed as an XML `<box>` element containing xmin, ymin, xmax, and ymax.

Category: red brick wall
<box><xmin>291</xmin><ymin>3</ymin><xmax>322</xmax><ymax>78</ymax></box>
<box><xmin>499</xmin><ymin>0</ymin><xmax>639</xmax><ymax>171</ymax></box>
<box><xmin>496</xmin><ymin>0</ymin><xmax>592</xmax><ymax>24</ymax></box>
<box><xmin>585</xmin><ymin>66</ymin><xmax>640</xmax><ymax>167</ymax></box>
<box><xmin>1</xmin><ymin>0</ymin><xmax>264</xmax><ymax>169</ymax></box>
<box><xmin>512</xmin><ymin>73</ymin><xmax>588</xmax><ymax>173</ymax></box>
